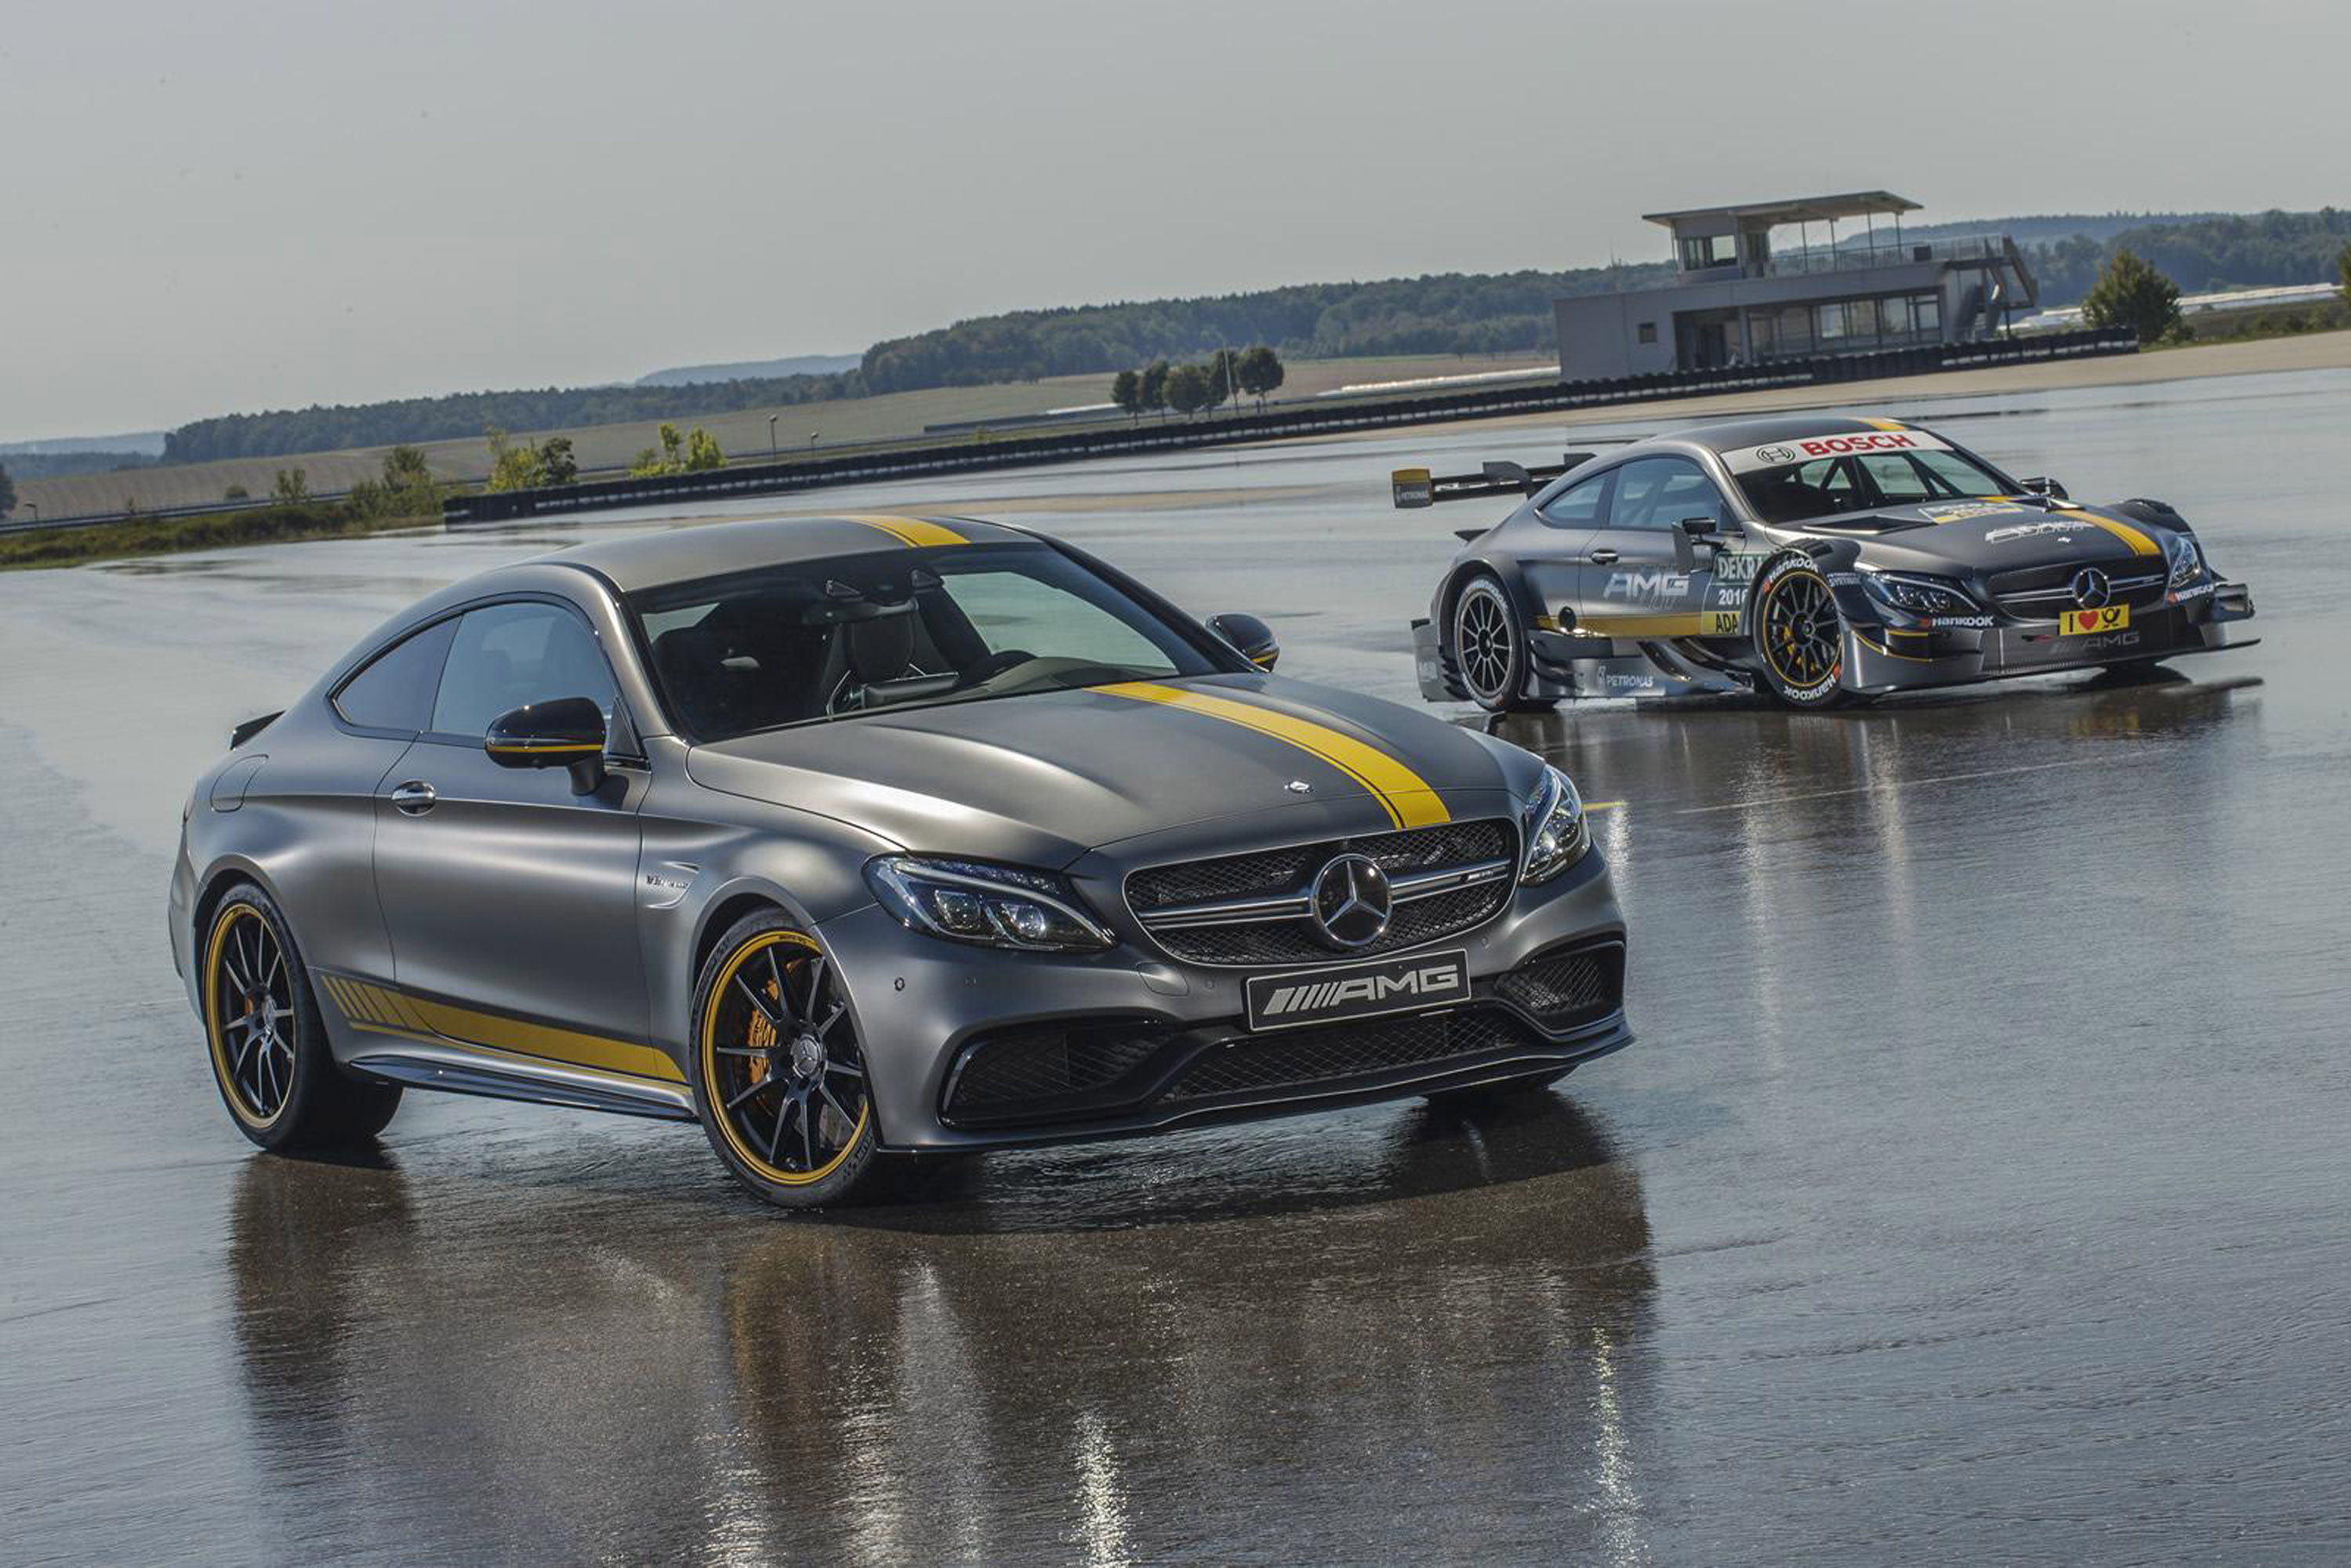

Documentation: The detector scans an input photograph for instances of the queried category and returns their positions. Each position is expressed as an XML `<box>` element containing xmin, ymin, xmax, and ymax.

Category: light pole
<box><xmin>767</xmin><ymin>416</ymin><xmax>779</xmax><ymax>463</ymax></box>
<box><xmin>808</xmin><ymin>431</ymin><xmax>818</xmax><ymax>459</ymax></box>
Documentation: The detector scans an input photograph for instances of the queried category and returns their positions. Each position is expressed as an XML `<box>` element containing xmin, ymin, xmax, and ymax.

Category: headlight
<box><xmin>865</xmin><ymin>856</ymin><xmax>1114</xmax><ymax>953</ymax></box>
<box><xmin>2167</xmin><ymin>533</ymin><xmax>2204</xmax><ymax>588</ymax></box>
<box><xmin>1859</xmin><ymin>570</ymin><xmax>1980</xmax><ymax>615</ymax></box>
<box><xmin>1519</xmin><ymin>765</ymin><xmax>1589</xmax><ymax>886</ymax></box>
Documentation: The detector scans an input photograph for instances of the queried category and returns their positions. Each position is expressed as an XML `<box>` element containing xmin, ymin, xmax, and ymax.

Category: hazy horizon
<box><xmin>7</xmin><ymin>0</ymin><xmax>2345</xmax><ymax>441</ymax></box>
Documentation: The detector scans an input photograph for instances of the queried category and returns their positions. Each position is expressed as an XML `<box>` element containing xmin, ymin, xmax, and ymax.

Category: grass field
<box><xmin>0</xmin><ymin>502</ymin><xmax>438</xmax><ymax>573</ymax></box>
<box><xmin>13</xmin><ymin>353</ymin><xmax>1558</xmax><ymax>521</ymax></box>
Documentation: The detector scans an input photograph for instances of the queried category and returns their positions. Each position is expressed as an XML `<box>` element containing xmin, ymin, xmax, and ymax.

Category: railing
<box><xmin>1763</xmin><ymin>233</ymin><xmax>2009</xmax><ymax>277</ymax></box>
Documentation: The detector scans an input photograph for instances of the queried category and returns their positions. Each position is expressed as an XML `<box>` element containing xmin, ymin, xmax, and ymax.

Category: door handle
<box><xmin>390</xmin><ymin>780</ymin><xmax>438</xmax><ymax>816</ymax></box>
<box><xmin>1587</xmin><ymin>548</ymin><xmax>1620</xmax><ymax>565</ymax></box>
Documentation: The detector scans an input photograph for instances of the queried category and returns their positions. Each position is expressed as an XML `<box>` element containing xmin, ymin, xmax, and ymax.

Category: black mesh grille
<box><xmin>1494</xmin><ymin>945</ymin><xmax>1622</xmax><ymax>1028</ymax></box>
<box><xmin>1166</xmin><ymin>1008</ymin><xmax>1543</xmax><ymax>1101</ymax></box>
<box><xmin>945</xmin><ymin>1018</ymin><xmax>1174</xmax><ymax>1117</ymax></box>
<box><xmin>1128</xmin><ymin>819</ymin><xmax>1515</xmax><ymax>967</ymax></box>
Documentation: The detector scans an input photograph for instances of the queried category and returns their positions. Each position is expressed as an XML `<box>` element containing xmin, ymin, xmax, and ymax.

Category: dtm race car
<box><xmin>1399</xmin><ymin>415</ymin><xmax>2257</xmax><ymax>710</ymax></box>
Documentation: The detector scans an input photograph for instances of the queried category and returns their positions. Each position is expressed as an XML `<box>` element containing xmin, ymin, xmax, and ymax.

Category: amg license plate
<box><xmin>1244</xmin><ymin>949</ymin><xmax>1471</xmax><ymax>1033</ymax></box>
<box><xmin>2059</xmin><ymin>604</ymin><xmax>2131</xmax><ymax>636</ymax></box>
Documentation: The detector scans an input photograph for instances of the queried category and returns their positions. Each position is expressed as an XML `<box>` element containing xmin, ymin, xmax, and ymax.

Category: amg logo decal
<box><xmin>1257</xmin><ymin>964</ymin><xmax>1465</xmax><ymax>1018</ymax></box>
<box><xmin>1605</xmin><ymin>569</ymin><xmax>1692</xmax><ymax>603</ymax></box>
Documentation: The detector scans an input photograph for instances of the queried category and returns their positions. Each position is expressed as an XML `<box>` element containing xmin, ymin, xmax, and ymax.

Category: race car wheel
<box><xmin>691</xmin><ymin>910</ymin><xmax>894</xmax><ymax>1210</ymax></box>
<box><xmin>1752</xmin><ymin>555</ymin><xmax>1853</xmax><ymax>710</ymax></box>
<box><xmin>201</xmin><ymin>884</ymin><xmax>402</xmax><ymax>1150</ymax></box>
<box><xmin>1453</xmin><ymin>574</ymin><xmax>1531</xmax><ymax>712</ymax></box>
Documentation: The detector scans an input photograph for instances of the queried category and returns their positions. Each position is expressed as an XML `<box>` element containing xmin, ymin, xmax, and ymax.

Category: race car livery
<box><xmin>1400</xmin><ymin>414</ymin><xmax>2258</xmax><ymax>710</ymax></box>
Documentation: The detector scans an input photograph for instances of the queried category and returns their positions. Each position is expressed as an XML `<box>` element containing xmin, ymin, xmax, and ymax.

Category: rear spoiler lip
<box><xmin>230</xmin><ymin>710</ymin><xmax>281</xmax><ymax>750</ymax></box>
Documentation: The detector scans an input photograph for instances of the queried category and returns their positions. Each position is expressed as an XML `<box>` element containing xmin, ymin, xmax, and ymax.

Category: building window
<box><xmin>1914</xmin><ymin>294</ymin><xmax>1942</xmax><ymax>332</ymax></box>
<box><xmin>1637</xmin><ymin>321</ymin><xmax>1658</xmax><ymax>345</ymax></box>
<box><xmin>1816</xmin><ymin>302</ymin><xmax>1849</xmax><ymax>341</ymax></box>
<box><xmin>1675</xmin><ymin>234</ymin><xmax>1736</xmax><ymax>270</ymax></box>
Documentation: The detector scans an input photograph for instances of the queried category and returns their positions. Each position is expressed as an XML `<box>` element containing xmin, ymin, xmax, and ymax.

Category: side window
<box><xmin>332</xmin><ymin>618</ymin><xmax>459</xmax><ymax>733</ymax></box>
<box><xmin>430</xmin><ymin>602</ymin><xmax>618</xmax><ymax>739</ymax></box>
<box><xmin>1533</xmin><ymin>472</ymin><xmax>1609</xmax><ymax>529</ymax></box>
<box><xmin>1605</xmin><ymin>456</ymin><xmax>1732</xmax><ymax>530</ymax></box>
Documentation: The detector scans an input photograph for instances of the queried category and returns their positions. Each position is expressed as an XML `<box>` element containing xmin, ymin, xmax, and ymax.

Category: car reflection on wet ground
<box><xmin>3</xmin><ymin>367</ymin><xmax>2349</xmax><ymax>1563</ymax></box>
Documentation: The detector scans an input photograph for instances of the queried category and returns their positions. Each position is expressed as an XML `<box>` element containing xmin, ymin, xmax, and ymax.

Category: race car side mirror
<box><xmin>2020</xmin><ymin>476</ymin><xmax>2070</xmax><ymax>501</ymax></box>
<box><xmin>486</xmin><ymin>696</ymin><xmax>609</xmax><ymax>793</ymax></box>
<box><xmin>1667</xmin><ymin>517</ymin><xmax>1719</xmax><ymax>573</ymax></box>
<box><xmin>1209</xmin><ymin>612</ymin><xmax>1280</xmax><ymax>672</ymax></box>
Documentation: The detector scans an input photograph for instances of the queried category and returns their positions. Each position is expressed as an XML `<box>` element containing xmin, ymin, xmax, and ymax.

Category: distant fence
<box><xmin>444</xmin><ymin>328</ymin><xmax>2137</xmax><ymax>526</ymax></box>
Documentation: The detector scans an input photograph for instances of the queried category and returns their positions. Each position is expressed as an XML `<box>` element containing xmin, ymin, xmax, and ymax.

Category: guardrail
<box><xmin>444</xmin><ymin>328</ymin><xmax>2138</xmax><ymax>525</ymax></box>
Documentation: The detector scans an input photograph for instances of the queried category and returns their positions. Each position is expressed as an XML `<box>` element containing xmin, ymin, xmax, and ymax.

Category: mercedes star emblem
<box><xmin>2071</xmin><ymin>568</ymin><xmax>2112</xmax><ymax>609</ymax></box>
<box><xmin>1310</xmin><ymin>853</ymin><xmax>1393</xmax><ymax>950</ymax></box>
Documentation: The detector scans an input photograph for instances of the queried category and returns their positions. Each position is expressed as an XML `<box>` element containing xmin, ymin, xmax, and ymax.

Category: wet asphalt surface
<box><xmin>4</xmin><ymin>368</ymin><xmax>2349</xmax><ymax>1563</ymax></box>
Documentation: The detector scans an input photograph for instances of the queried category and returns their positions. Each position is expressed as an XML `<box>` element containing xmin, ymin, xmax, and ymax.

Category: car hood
<box><xmin>687</xmin><ymin>673</ymin><xmax>1526</xmax><ymax>869</ymax></box>
<box><xmin>1797</xmin><ymin>499</ymin><xmax>2181</xmax><ymax>575</ymax></box>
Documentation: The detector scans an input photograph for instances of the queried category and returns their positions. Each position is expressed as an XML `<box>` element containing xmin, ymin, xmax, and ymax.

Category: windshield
<box><xmin>629</xmin><ymin>542</ymin><xmax>1220</xmax><ymax>741</ymax></box>
<box><xmin>1736</xmin><ymin>444</ymin><xmax>2013</xmax><ymax>526</ymax></box>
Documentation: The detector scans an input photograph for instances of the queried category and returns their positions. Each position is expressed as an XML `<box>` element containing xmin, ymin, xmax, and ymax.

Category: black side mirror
<box><xmin>486</xmin><ymin>696</ymin><xmax>608</xmax><ymax>792</ymax></box>
<box><xmin>2019</xmin><ymin>476</ymin><xmax>2070</xmax><ymax>501</ymax></box>
<box><xmin>1208</xmin><ymin>612</ymin><xmax>1279</xmax><ymax>672</ymax></box>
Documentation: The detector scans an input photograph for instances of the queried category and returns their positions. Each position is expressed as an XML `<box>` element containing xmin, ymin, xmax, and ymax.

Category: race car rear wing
<box><xmin>1391</xmin><ymin>455</ymin><xmax>1594</xmax><ymax>510</ymax></box>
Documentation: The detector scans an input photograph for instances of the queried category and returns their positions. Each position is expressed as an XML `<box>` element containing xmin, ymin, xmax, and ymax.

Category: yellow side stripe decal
<box><xmin>1861</xmin><ymin>416</ymin><xmax>1907</xmax><ymax>430</ymax></box>
<box><xmin>840</xmin><ymin>514</ymin><xmax>966</xmax><ymax>548</ymax></box>
<box><xmin>2059</xmin><ymin>510</ymin><xmax>2161</xmax><ymax>557</ymax></box>
<box><xmin>316</xmin><ymin>973</ymin><xmax>685</xmax><ymax>1083</ymax></box>
<box><xmin>1096</xmin><ymin>681</ymin><xmax>1449</xmax><ymax>829</ymax></box>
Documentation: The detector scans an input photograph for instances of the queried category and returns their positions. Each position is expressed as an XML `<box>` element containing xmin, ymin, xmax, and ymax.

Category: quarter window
<box><xmin>429</xmin><ymin>602</ymin><xmax>617</xmax><ymax>739</ymax></box>
<box><xmin>1533</xmin><ymin>472</ymin><xmax>1609</xmax><ymax>529</ymax></box>
<box><xmin>332</xmin><ymin>618</ymin><xmax>459</xmax><ymax>733</ymax></box>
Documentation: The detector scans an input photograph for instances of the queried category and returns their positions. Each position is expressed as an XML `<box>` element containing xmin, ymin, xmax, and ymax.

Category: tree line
<box><xmin>1111</xmin><ymin>347</ymin><xmax>1286</xmax><ymax>419</ymax></box>
<box><xmin>130</xmin><ymin>209</ymin><xmax>2351</xmax><ymax>470</ymax></box>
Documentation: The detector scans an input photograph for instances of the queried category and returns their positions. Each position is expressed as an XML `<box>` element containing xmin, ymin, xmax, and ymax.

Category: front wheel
<box><xmin>1751</xmin><ymin>555</ymin><xmax>1855</xmax><ymax>709</ymax></box>
<box><xmin>690</xmin><ymin>910</ymin><xmax>898</xmax><ymax>1210</ymax></box>
<box><xmin>201</xmin><ymin>884</ymin><xmax>401</xmax><ymax>1150</ymax></box>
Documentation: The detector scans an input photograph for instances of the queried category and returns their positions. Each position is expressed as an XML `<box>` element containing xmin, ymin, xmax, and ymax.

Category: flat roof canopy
<box><xmin>1642</xmin><ymin>191</ymin><xmax>1922</xmax><ymax>229</ymax></box>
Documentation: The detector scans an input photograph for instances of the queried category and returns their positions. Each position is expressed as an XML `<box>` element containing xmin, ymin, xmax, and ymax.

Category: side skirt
<box><xmin>349</xmin><ymin>1044</ymin><xmax>698</xmax><ymax>1122</ymax></box>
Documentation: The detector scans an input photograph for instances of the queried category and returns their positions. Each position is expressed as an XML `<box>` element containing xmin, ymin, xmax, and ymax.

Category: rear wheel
<box><xmin>201</xmin><ymin>884</ymin><xmax>401</xmax><ymax>1150</ymax></box>
<box><xmin>690</xmin><ymin>910</ymin><xmax>897</xmax><ymax>1210</ymax></box>
<box><xmin>1751</xmin><ymin>555</ymin><xmax>1854</xmax><ymax>709</ymax></box>
<box><xmin>1452</xmin><ymin>574</ymin><xmax>1536</xmax><ymax>713</ymax></box>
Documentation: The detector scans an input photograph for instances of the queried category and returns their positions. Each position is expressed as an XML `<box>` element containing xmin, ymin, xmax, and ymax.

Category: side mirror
<box><xmin>1667</xmin><ymin>516</ymin><xmax>1719</xmax><ymax>573</ymax></box>
<box><xmin>486</xmin><ymin>697</ymin><xmax>609</xmax><ymax>792</ymax></box>
<box><xmin>1208</xmin><ymin>612</ymin><xmax>1279</xmax><ymax>672</ymax></box>
<box><xmin>2019</xmin><ymin>476</ymin><xmax>2070</xmax><ymax>501</ymax></box>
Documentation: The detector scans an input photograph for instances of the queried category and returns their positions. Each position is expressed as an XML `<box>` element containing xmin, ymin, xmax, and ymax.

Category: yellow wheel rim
<box><xmin>700</xmin><ymin>931</ymin><xmax>871</xmax><ymax>1187</ymax></box>
<box><xmin>205</xmin><ymin>902</ymin><xmax>295</xmax><ymax>1130</ymax></box>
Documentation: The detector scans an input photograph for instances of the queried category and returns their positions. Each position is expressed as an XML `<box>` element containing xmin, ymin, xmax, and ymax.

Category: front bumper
<box><xmin>815</xmin><ymin>844</ymin><xmax>1629</xmax><ymax>1152</ymax></box>
<box><xmin>1845</xmin><ymin>579</ymin><xmax>2256</xmax><ymax>695</ymax></box>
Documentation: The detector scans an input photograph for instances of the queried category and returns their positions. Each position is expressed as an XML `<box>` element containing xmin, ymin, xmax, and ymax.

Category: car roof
<box><xmin>538</xmin><ymin>514</ymin><xmax>1034</xmax><ymax>593</ymax></box>
<box><xmin>1660</xmin><ymin>413</ymin><xmax>1916</xmax><ymax>456</ymax></box>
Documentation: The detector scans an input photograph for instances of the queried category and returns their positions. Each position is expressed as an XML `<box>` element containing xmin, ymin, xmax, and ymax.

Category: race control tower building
<box><xmin>1555</xmin><ymin>191</ymin><xmax>2037</xmax><ymax>380</ymax></box>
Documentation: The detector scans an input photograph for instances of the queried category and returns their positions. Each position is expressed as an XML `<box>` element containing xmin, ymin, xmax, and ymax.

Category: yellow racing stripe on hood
<box><xmin>840</xmin><ymin>514</ymin><xmax>966</xmax><ymax>548</ymax></box>
<box><xmin>1097</xmin><ymin>682</ymin><xmax>1449</xmax><ymax>829</ymax></box>
<box><xmin>2059</xmin><ymin>510</ymin><xmax>2161</xmax><ymax>556</ymax></box>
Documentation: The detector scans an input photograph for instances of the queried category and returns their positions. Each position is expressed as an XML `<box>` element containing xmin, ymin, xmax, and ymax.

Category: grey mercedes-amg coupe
<box><xmin>171</xmin><ymin>514</ymin><xmax>1629</xmax><ymax>1207</ymax></box>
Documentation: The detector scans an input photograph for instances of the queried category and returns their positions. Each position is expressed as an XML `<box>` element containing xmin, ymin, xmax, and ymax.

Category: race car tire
<box><xmin>1751</xmin><ymin>554</ymin><xmax>1854</xmax><ymax>710</ymax></box>
<box><xmin>690</xmin><ymin>908</ymin><xmax>905</xmax><ymax>1211</ymax></box>
<box><xmin>1424</xmin><ymin>1065</ymin><xmax>1573</xmax><ymax>1108</ymax></box>
<box><xmin>201</xmin><ymin>882</ymin><xmax>403</xmax><ymax>1151</ymax></box>
<box><xmin>1451</xmin><ymin>573</ymin><xmax>1542</xmax><ymax>713</ymax></box>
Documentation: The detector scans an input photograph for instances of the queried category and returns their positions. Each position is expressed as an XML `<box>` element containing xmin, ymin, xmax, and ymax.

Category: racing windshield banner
<box><xmin>1719</xmin><ymin>429</ymin><xmax>1954</xmax><ymax>474</ymax></box>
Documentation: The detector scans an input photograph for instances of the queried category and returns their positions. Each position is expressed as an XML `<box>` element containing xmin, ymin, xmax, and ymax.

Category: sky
<box><xmin>5</xmin><ymin>0</ymin><xmax>2346</xmax><ymax>441</ymax></box>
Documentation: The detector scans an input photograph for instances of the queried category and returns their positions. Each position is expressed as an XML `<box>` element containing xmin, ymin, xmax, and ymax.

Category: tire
<box><xmin>1751</xmin><ymin>554</ymin><xmax>1855</xmax><ymax>710</ymax></box>
<box><xmin>688</xmin><ymin>909</ymin><xmax>898</xmax><ymax>1210</ymax></box>
<box><xmin>1451</xmin><ymin>573</ymin><xmax>1537</xmax><ymax>713</ymax></box>
<box><xmin>200</xmin><ymin>883</ymin><xmax>402</xmax><ymax>1151</ymax></box>
<box><xmin>1424</xmin><ymin>1065</ymin><xmax>1573</xmax><ymax>1108</ymax></box>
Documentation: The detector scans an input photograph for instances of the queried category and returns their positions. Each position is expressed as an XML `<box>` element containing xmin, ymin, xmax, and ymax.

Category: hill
<box><xmin>634</xmin><ymin>354</ymin><xmax>862</xmax><ymax>387</ymax></box>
